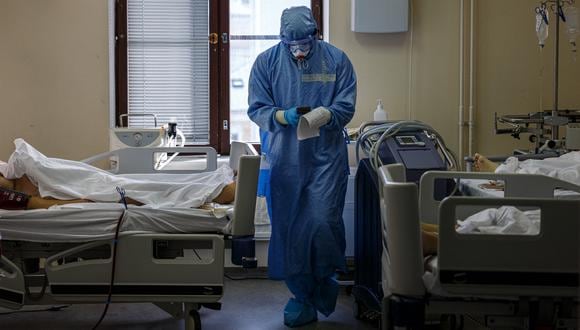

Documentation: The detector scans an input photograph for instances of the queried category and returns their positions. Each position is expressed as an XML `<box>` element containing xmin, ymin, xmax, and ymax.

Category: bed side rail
<box><xmin>0</xmin><ymin>256</ymin><xmax>25</xmax><ymax>310</ymax></box>
<box><xmin>438</xmin><ymin>196</ymin><xmax>580</xmax><ymax>296</ymax></box>
<box><xmin>82</xmin><ymin>146</ymin><xmax>218</xmax><ymax>174</ymax></box>
<box><xmin>230</xmin><ymin>153</ymin><xmax>260</xmax><ymax>237</ymax></box>
<box><xmin>378</xmin><ymin>164</ymin><xmax>425</xmax><ymax>297</ymax></box>
<box><xmin>420</xmin><ymin>171</ymin><xmax>580</xmax><ymax>224</ymax></box>
<box><xmin>229</xmin><ymin>141</ymin><xmax>258</xmax><ymax>172</ymax></box>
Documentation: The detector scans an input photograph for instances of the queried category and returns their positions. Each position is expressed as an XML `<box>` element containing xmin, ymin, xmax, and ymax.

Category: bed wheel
<box><xmin>381</xmin><ymin>298</ymin><xmax>393</xmax><ymax>330</ymax></box>
<box><xmin>186</xmin><ymin>309</ymin><xmax>202</xmax><ymax>330</ymax></box>
<box><xmin>353</xmin><ymin>299</ymin><xmax>362</xmax><ymax>320</ymax></box>
<box><xmin>439</xmin><ymin>314</ymin><xmax>463</xmax><ymax>330</ymax></box>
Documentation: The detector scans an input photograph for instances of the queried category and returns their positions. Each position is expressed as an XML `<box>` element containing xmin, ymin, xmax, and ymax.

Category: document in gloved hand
<box><xmin>297</xmin><ymin>107</ymin><xmax>331</xmax><ymax>140</ymax></box>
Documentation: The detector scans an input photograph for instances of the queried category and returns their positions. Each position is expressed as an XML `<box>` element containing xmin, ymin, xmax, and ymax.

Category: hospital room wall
<box><xmin>1</xmin><ymin>1</ymin><xmax>579</xmax><ymax>162</ymax></box>
<box><xmin>331</xmin><ymin>0</ymin><xmax>580</xmax><ymax>157</ymax></box>
<box><xmin>0</xmin><ymin>0</ymin><xmax>109</xmax><ymax>161</ymax></box>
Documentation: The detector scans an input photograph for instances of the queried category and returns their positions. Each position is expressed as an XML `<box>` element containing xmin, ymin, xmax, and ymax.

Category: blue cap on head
<box><xmin>280</xmin><ymin>6</ymin><xmax>317</xmax><ymax>44</ymax></box>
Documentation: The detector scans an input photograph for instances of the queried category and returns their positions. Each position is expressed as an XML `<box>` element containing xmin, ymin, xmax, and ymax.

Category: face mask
<box><xmin>289</xmin><ymin>42</ymin><xmax>311</xmax><ymax>60</ymax></box>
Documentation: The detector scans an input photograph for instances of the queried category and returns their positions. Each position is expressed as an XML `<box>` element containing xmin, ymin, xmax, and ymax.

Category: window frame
<box><xmin>114</xmin><ymin>0</ymin><xmax>322</xmax><ymax>154</ymax></box>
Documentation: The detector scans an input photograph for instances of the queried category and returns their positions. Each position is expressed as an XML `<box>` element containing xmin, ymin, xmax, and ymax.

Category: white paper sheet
<box><xmin>297</xmin><ymin>107</ymin><xmax>331</xmax><ymax>140</ymax></box>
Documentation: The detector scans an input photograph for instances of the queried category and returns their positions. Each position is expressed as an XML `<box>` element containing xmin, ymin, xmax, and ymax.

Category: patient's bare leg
<box><xmin>473</xmin><ymin>153</ymin><xmax>499</xmax><ymax>172</ymax></box>
<box><xmin>27</xmin><ymin>196</ymin><xmax>91</xmax><ymax>209</ymax></box>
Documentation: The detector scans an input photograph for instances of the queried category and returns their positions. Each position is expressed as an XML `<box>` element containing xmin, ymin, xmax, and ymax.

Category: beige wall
<box><xmin>0</xmin><ymin>0</ymin><xmax>109</xmax><ymax>160</ymax></box>
<box><xmin>0</xmin><ymin>0</ymin><xmax>578</xmax><ymax>162</ymax></box>
<box><xmin>331</xmin><ymin>0</ymin><xmax>580</xmax><ymax>158</ymax></box>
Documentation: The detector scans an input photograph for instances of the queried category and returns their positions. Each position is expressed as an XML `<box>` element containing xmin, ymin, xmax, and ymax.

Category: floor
<box><xmin>0</xmin><ymin>276</ymin><xmax>378</xmax><ymax>330</ymax></box>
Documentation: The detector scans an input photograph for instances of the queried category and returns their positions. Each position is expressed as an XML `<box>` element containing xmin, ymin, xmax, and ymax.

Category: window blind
<box><xmin>127</xmin><ymin>0</ymin><xmax>209</xmax><ymax>143</ymax></box>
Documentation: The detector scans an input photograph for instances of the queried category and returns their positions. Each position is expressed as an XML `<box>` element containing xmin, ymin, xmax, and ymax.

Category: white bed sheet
<box><xmin>0</xmin><ymin>139</ymin><xmax>234</xmax><ymax>208</ymax></box>
<box><xmin>0</xmin><ymin>203</ymin><xmax>231</xmax><ymax>242</ymax></box>
<box><xmin>460</xmin><ymin>179</ymin><xmax>580</xmax><ymax>199</ymax></box>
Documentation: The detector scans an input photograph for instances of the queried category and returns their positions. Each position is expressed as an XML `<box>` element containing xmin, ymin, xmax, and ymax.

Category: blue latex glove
<box><xmin>283</xmin><ymin>107</ymin><xmax>300</xmax><ymax>127</ymax></box>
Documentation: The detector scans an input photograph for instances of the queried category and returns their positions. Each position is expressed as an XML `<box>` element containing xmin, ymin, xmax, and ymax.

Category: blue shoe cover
<box><xmin>312</xmin><ymin>277</ymin><xmax>339</xmax><ymax>317</ymax></box>
<box><xmin>283</xmin><ymin>298</ymin><xmax>318</xmax><ymax>328</ymax></box>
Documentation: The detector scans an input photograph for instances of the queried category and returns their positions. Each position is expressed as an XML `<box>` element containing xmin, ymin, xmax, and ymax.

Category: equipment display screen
<box><xmin>396</xmin><ymin>135</ymin><xmax>425</xmax><ymax>147</ymax></box>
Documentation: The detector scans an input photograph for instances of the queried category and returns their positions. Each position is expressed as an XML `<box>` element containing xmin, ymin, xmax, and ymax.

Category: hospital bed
<box><xmin>461</xmin><ymin>153</ymin><xmax>580</xmax><ymax>200</ymax></box>
<box><xmin>379</xmin><ymin>164</ymin><xmax>580</xmax><ymax>329</ymax></box>
<box><xmin>0</xmin><ymin>141</ymin><xmax>260</xmax><ymax>330</ymax></box>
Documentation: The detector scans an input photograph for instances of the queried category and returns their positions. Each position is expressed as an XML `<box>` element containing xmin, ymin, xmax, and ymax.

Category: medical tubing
<box><xmin>92</xmin><ymin>192</ymin><xmax>127</xmax><ymax>330</ymax></box>
<box><xmin>155</xmin><ymin>128</ymin><xmax>186</xmax><ymax>170</ymax></box>
<box><xmin>355</xmin><ymin>124</ymin><xmax>391</xmax><ymax>164</ymax></box>
<box><xmin>356</xmin><ymin>121</ymin><xmax>458</xmax><ymax>172</ymax></box>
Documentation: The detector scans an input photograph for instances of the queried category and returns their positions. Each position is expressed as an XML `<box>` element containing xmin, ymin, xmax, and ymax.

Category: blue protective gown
<box><xmin>247</xmin><ymin>8</ymin><xmax>357</xmax><ymax>317</ymax></box>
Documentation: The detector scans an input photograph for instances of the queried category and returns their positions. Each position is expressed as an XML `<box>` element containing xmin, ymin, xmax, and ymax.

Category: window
<box><xmin>115</xmin><ymin>0</ymin><xmax>322</xmax><ymax>153</ymax></box>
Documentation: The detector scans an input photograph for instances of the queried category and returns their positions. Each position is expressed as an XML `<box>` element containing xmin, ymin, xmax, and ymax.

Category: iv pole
<box><xmin>543</xmin><ymin>0</ymin><xmax>575</xmax><ymax>141</ymax></box>
<box><xmin>552</xmin><ymin>0</ymin><xmax>561</xmax><ymax>140</ymax></box>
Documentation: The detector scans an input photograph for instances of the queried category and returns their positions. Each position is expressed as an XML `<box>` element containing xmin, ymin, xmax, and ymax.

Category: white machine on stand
<box><xmin>110</xmin><ymin>114</ymin><xmax>186</xmax><ymax>171</ymax></box>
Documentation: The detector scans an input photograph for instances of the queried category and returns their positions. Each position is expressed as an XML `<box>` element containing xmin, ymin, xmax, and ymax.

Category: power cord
<box><xmin>91</xmin><ymin>187</ymin><xmax>128</xmax><ymax>330</ymax></box>
<box><xmin>0</xmin><ymin>305</ymin><xmax>70</xmax><ymax>316</ymax></box>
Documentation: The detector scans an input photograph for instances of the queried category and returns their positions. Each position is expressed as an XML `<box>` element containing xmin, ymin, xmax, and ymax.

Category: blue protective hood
<box><xmin>280</xmin><ymin>6</ymin><xmax>317</xmax><ymax>42</ymax></box>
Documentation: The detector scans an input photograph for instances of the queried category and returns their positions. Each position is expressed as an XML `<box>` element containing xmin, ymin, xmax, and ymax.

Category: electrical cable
<box><xmin>0</xmin><ymin>305</ymin><xmax>70</xmax><ymax>316</ymax></box>
<box><xmin>91</xmin><ymin>187</ymin><xmax>128</xmax><ymax>330</ymax></box>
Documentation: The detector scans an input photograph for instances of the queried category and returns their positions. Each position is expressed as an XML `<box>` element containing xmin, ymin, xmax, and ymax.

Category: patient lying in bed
<box><xmin>419</xmin><ymin>151</ymin><xmax>580</xmax><ymax>256</ymax></box>
<box><xmin>473</xmin><ymin>151</ymin><xmax>580</xmax><ymax>185</ymax></box>
<box><xmin>0</xmin><ymin>139</ymin><xmax>236</xmax><ymax>210</ymax></box>
<box><xmin>0</xmin><ymin>175</ymin><xmax>236</xmax><ymax>209</ymax></box>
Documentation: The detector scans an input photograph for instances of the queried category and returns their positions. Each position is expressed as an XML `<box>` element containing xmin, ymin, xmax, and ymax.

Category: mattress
<box><xmin>0</xmin><ymin>203</ymin><xmax>231</xmax><ymax>242</ymax></box>
<box><xmin>459</xmin><ymin>179</ymin><xmax>580</xmax><ymax>199</ymax></box>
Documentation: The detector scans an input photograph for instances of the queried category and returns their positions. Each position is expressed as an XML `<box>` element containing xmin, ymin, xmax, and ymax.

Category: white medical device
<box><xmin>109</xmin><ymin>113</ymin><xmax>186</xmax><ymax>171</ymax></box>
<box><xmin>110</xmin><ymin>114</ymin><xmax>165</xmax><ymax>150</ymax></box>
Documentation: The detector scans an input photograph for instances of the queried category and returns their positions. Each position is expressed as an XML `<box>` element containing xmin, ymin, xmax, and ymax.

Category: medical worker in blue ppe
<box><xmin>247</xmin><ymin>6</ymin><xmax>357</xmax><ymax>328</ymax></box>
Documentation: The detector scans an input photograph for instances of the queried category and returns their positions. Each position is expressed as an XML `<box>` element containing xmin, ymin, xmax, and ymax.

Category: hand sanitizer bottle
<box><xmin>373</xmin><ymin>99</ymin><xmax>387</xmax><ymax>121</ymax></box>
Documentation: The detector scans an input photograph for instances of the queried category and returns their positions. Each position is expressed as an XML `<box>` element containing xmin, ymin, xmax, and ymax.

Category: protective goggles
<box><xmin>280</xmin><ymin>35</ymin><xmax>315</xmax><ymax>47</ymax></box>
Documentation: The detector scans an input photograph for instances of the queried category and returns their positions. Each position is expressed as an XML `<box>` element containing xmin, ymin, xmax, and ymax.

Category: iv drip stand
<box><xmin>552</xmin><ymin>0</ymin><xmax>561</xmax><ymax>140</ymax></box>
<box><xmin>542</xmin><ymin>0</ymin><xmax>576</xmax><ymax>140</ymax></box>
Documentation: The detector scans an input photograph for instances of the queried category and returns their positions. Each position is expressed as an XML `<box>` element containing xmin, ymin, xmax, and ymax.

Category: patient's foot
<box><xmin>473</xmin><ymin>153</ymin><xmax>499</xmax><ymax>172</ymax></box>
<box><xmin>212</xmin><ymin>181</ymin><xmax>236</xmax><ymax>204</ymax></box>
